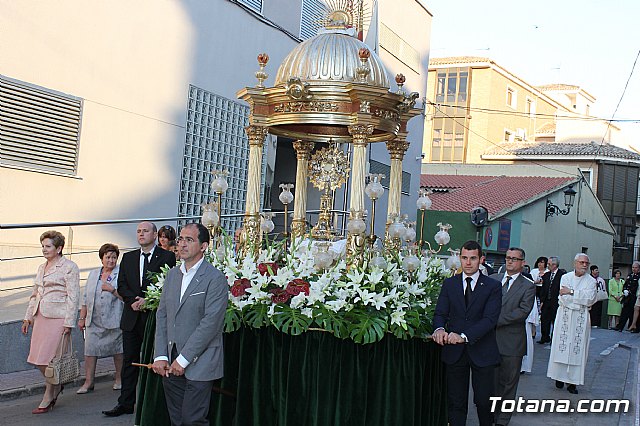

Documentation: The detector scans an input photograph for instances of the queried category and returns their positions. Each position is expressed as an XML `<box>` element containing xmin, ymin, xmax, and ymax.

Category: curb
<box><xmin>0</xmin><ymin>369</ymin><xmax>115</xmax><ymax>402</ymax></box>
<box><xmin>618</xmin><ymin>344</ymin><xmax>639</xmax><ymax>426</ymax></box>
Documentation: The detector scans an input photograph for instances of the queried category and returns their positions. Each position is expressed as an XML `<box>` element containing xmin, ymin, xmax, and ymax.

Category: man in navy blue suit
<box><xmin>433</xmin><ymin>240</ymin><xmax>502</xmax><ymax>426</ymax></box>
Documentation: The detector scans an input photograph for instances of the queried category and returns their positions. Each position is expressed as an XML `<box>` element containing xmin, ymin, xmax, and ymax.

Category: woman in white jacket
<box><xmin>76</xmin><ymin>243</ymin><xmax>124</xmax><ymax>393</ymax></box>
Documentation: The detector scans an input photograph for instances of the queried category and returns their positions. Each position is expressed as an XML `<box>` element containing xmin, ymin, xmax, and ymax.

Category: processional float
<box><xmin>212</xmin><ymin>4</ymin><xmax>451</xmax><ymax>267</ymax></box>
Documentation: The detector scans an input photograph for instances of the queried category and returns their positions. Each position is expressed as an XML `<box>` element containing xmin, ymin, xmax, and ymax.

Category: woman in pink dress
<box><xmin>21</xmin><ymin>230</ymin><xmax>79</xmax><ymax>414</ymax></box>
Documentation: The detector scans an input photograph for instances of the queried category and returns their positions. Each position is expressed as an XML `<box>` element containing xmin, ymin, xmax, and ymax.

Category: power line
<box><xmin>426</xmin><ymin>100</ymin><xmax>639</xmax><ymax>123</ymax></box>
<box><xmin>585</xmin><ymin>49</ymin><xmax>640</xmax><ymax>173</ymax></box>
<box><xmin>430</xmin><ymin>103</ymin><xmax>580</xmax><ymax>178</ymax></box>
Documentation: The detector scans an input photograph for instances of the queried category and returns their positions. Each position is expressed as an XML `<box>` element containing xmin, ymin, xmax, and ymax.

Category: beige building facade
<box><xmin>423</xmin><ymin>56</ymin><xmax>575</xmax><ymax>163</ymax></box>
<box><xmin>0</xmin><ymin>1</ymin><xmax>432</xmax><ymax>308</ymax></box>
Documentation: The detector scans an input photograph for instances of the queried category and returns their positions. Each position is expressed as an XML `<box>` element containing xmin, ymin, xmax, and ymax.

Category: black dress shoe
<box><xmin>102</xmin><ymin>405</ymin><xmax>134</xmax><ymax>417</ymax></box>
<box><xmin>567</xmin><ymin>384</ymin><xmax>578</xmax><ymax>394</ymax></box>
<box><xmin>555</xmin><ymin>380</ymin><xmax>564</xmax><ymax>389</ymax></box>
<box><xmin>537</xmin><ymin>339</ymin><xmax>550</xmax><ymax>344</ymax></box>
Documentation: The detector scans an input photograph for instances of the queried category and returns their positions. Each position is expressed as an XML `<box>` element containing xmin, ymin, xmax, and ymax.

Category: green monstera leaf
<box><xmin>224</xmin><ymin>307</ymin><xmax>243</xmax><ymax>333</ymax></box>
<box><xmin>271</xmin><ymin>305</ymin><xmax>312</xmax><ymax>335</ymax></box>
<box><xmin>348</xmin><ymin>312</ymin><xmax>387</xmax><ymax>344</ymax></box>
<box><xmin>314</xmin><ymin>307</ymin><xmax>349</xmax><ymax>339</ymax></box>
<box><xmin>243</xmin><ymin>303</ymin><xmax>270</xmax><ymax>328</ymax></box>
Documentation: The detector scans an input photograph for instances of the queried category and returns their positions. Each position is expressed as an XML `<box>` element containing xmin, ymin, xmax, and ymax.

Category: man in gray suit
<box><xmin>490</xmin><ymin>247</ymin><xmax>536</xmax><ymax>426</ymax></box>
<box><xmin>152</xmin><ymin>223</ymin><xmax>228</xmax><ymax>425</ymax></box>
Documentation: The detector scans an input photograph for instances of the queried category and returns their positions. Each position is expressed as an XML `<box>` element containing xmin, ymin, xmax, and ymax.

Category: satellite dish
<box><xmin>470</xmin><ymin>206</ymin><xmax>488</xmax><ymax>227</ymax></box>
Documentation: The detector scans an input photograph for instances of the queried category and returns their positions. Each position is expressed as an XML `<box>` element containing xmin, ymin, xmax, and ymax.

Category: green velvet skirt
<box><xmin>136</xmin><ymin>318</ymin><xmax>447</xmax><ymax>426</ymax></box>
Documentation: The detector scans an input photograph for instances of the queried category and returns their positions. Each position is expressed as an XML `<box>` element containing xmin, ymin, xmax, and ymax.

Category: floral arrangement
<box><xmin>144</xmin><ymin>237</ymin><xmax>450</xmax><ymax>344</ymax></box>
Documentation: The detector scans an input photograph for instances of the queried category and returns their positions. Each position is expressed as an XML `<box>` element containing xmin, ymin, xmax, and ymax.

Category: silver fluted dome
<box><xmin>275</xmin><ymin>32</ymin><xmax>390</xmax><ymax>89</ymax></box>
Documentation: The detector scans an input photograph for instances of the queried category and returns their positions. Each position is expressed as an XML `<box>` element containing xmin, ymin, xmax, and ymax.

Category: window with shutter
<box><xmin>369</xmin><ymin>159</ymin><xmax>410</xmax><ymax>195</ymax></box>
<box><xmin>300</xmin><ymin>0</ymin><xmax>329</xmax><ymax>40</ymax></box>
<box><xmin>0</xmin><ymin>75</ymin><xmax>82</xmax><ymax>176</ymax></box>
<box><xmin>238</xmin><ymin>0</ymin><xmax>262</xmax><ymax>14</ymax></box>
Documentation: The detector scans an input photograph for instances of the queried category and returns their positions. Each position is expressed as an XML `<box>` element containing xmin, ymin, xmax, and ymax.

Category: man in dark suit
<box><xmin>103</xmin><ymin>221</ymin><xmax>176</xmax><ymax>417</ymax></box>
<box><xmin>490</xmin><ymin>248</ymin><xmax>536</xmax><ymax>426</ymax></box>
<box><xmin>538</xmin><ymin>256</ymin><xmax>564</xmax><ymax>344</ymax></box>
<box><xmin>433</xmin><ymin>240</ymin><xmax>502</xmax><ymax>426</ymax></box>
<box><xmin>152</xmin><ymin>223</ymin><xmax>227</xmax><ymax>425</ymax></box>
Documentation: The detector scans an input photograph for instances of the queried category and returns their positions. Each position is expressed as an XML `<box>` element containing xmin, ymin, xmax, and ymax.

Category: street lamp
<box><xmin>545</xmin><ymin>185</ymin><xmax>577</xmax><ymax>221</ymax></box>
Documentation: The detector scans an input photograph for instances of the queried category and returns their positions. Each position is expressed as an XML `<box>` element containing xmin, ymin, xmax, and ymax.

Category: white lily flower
<box><xmin>390</xmin><ymin>310</ymin><xmax>407</xmax><ymax>327</ymax></box>
<box><xmin>290</xmin><ymin>293</ymin><xmax>307</xmax><ymax>309</ymax></box>
<box><xmin>367</xmin><ymin>268</ymin><xmax>384</xmax><ymax>285</ymax></box>
<box><xmin>301</xmin><ymin>307</ymin><xmax>313</xmax><ymax>318</ymax></box>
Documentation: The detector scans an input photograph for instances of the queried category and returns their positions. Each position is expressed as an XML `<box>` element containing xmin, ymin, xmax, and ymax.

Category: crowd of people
<box><xmin>21</xmin><ymin>223</ymin><xmax>179</xmax><ymax>415</ymax></box>
<box><xmin>20</xmin><ymin>225</ymin><xmax>640</xmax><ymax>425</ymax></box>
<box><xmin>432</xmin><ymin>242</ymin><xmax>640</xmax><ymax>426</ymax></box>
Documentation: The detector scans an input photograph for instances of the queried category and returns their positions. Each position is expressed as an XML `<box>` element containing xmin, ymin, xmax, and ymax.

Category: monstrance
<box><xmin>308</xmin><ymin>142</ymin><xmax>350</xmax><ymax>240</ymax></box>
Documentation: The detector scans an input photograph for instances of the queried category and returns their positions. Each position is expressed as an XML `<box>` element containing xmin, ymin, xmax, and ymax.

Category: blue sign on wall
<box><xmin>497</xmin><ymin>219</ymin><xmax>511</xmax><ymax>252</ymax></box>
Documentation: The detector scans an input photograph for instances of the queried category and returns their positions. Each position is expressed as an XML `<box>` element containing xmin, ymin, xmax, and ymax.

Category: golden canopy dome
<box><xmin>275</xmin><ymin>30</ymin><xmax>390</xmax><ymax>89</ymax></box>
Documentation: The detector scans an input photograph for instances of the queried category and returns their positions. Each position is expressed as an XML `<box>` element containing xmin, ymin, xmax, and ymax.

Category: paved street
<box><xmin>0</xmin><ymin>380</ymin><xmax>131</xmax><ymax>426</ymax></box>
<box><xmin>0</xmin><ymin>328</ymin><xmax>638</xmax><ymax>425</ymax></box>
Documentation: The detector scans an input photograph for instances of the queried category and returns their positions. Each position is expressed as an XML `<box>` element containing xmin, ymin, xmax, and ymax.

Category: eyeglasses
<box><xmin>176</xmin><ymin>236</ymin><xmax>197</xmax><ymax>244</ymax></box>
<box><xmin>505</xmin><ymin>256</ymin><xmax>524</xmax><ymax>262</ymax></box>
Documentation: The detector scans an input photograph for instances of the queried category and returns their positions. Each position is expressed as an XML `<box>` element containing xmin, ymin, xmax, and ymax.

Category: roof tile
<box><xmin>421</xmin><ymin>175</ymin><xmax>576</xmax><ymax>216</ymax></box>
<box><xmin>483</xmin><ymin>141</ymin><xmax>640</xmax><ymax>160</ymax></box>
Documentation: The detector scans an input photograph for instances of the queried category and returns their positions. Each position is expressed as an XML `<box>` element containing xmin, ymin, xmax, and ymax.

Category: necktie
<box><xmin>142</xmin><ymin>252</ymin><xmax>151</xmax><ymax>286</ymax></box>
<box><xmin>547</xmin><ymin>272</ymin><xmax>556</xmax><ymax>300</ymax></box>
<box><xmin>503</xmin><ymin>275</ymin><xmax>512</xmax><ymax>294</ymax></box>
<box><xmin>465</xmin><ymin>277</ymin><xmax>473</xmax><ymax>307</ymax></box>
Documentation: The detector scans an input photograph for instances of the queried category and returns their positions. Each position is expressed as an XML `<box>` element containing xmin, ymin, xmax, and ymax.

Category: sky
<box><xmin>425</xmin><ymin>0</ymin><xmax>640</xmax><ymax>148</ymax></box>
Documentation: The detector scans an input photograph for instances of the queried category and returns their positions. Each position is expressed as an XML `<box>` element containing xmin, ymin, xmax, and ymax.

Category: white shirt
<box><xmin>502</xmin><ymin>272</ymin><xmax>520</xmax><ymax>292</ymax></box>
<box><xmin>434</xmin><ymin>270</ymin><xmax>481</xmax><ymax>341</ymax></box>
<box><xmin>154</xmin><ymin>256</ymin><xmax>205</xmax><ymax>369</ymax></box>
<box><xmin>180</xmin><ymin>256</ymin><xmax>205</xmax><ymax>302</ymax></box>
<box><xmin>462</xmin><ymin>271</ymin><xmax>481</xmax><ymax>292</ymax></box>
<box><xmin>139</xmin><ymin>245</ymin><xmax>157</xmax><ymax>284</ymax></box>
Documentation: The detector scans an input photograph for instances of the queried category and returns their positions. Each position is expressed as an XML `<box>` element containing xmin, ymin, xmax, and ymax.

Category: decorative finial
<box><xmin>255</xmin><ymin>53</ymin><xmax>269</xmax><ymax>88</ymax></box>
<box><xmin>395</xmin><ymin>73</ymin><xmax>406</xmax><ymax>94</ymax></box>
<box><xmin>356</xmin><ymin>48</ymin><xmax>371</xmax><ymax>83</ymax></box>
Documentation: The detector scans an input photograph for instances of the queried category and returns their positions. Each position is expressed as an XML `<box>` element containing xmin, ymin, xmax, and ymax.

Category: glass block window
<box><xmin>0</xmin><ymin>75</ymin><xmax>83</xmax><ymax>176</ymax></box>
<box><xmin>179</xmin><ymin>86</ymin><xmax>266</xmax><ymax>233</ymax></box>
<box><xmin>300</xmin><ymin>0</ymin><xmax>329</xmax><ymax>40</ymax></box>
<box><xmin>238</xmin><ymin>0</ymin><xmax>262</xmax><ymax>14</ymax></box>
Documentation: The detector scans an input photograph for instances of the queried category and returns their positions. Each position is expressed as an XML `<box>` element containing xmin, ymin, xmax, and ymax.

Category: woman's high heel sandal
<box><xmin>32</xmin><ymin>400</ymin><xmax>55</xmax><ymax>414</ymax></box>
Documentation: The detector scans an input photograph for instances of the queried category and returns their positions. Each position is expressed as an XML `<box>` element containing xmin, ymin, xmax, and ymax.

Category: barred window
<box><xmin>179</xmin><ymin>86</ymin><xmax>267</xmax><ymax>232</ymax></box>
<box><xmin>0</xmin><ymin>75</ymin><xmax>82</xmax><ymax>176</ymax></box>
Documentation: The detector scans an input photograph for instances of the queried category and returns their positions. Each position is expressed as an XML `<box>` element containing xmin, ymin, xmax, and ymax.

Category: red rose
<box><xmin>286</xmin><ymin>278</ymin><xmax>310</xmax><ymax>296</ymax></box>
<box><xmin>270</xmin><ymin>288</ymin><xmax>291</xmax><ymax>304</ymax></box>
<box><xmin>258</xmin><ymin>262</ymin><xmax>278</xmax><ymax>276</ymax></box>
<box><xmin>231</xmin><ymin>278</ymin><xmax>251</xmax><ymax>297</ymax></box>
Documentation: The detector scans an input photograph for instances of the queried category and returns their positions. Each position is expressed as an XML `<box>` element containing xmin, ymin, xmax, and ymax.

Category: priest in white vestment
<box><xmin>546</xmin><ymin>253</ymin><xmax>597</xmax><ymax>394</ymax></box>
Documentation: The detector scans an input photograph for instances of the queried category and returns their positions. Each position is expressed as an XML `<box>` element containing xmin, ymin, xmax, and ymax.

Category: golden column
<box><xmin>347</xmin><ymin>124</ymin><xmax>373</xmax><ymax>265</ymax></box>
<box><xmin>383</xmin><ymin>137</ymin><xmax>410</xmax><ymax>251</ymax></box>
<box><xmin>291</xmin><ymin>140</ymin><xmax>315</xmax><ymax>238</ymax></box>
<box><xmin>385</xmin><ymin>137</ymin><xmax>410</xmax><ymax>221</ymax></box>
<box><xmin>348</xmin><ymin>124</ymin><xmax>374</xmax><ymax>212</ymax></box>
<box><xmin>243</xmin><ymin>125</ymin><xmax>268</xmax><ymax>252</ymax></box>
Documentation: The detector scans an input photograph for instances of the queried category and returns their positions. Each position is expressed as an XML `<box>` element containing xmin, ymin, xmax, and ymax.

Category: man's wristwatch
<box><xmin>570</xmin><ymin>289</ymin><xmax>574</xmax><ymax>295</ymax></box>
